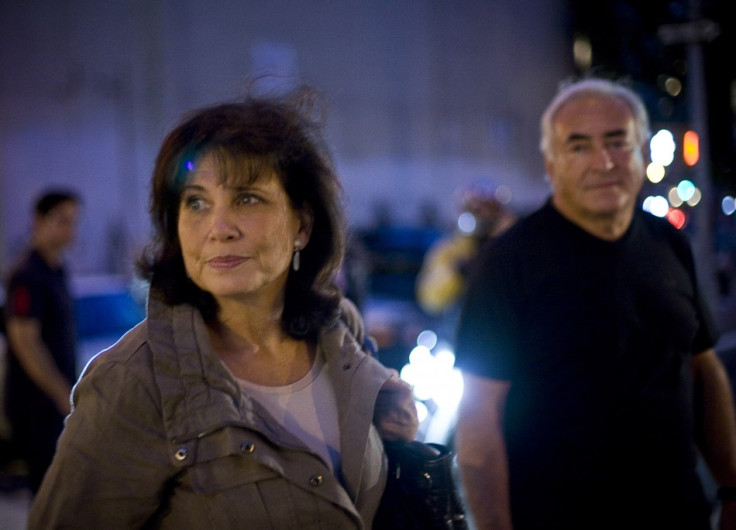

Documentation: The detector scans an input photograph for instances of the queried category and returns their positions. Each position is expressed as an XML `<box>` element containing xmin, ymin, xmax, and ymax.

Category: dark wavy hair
<box><xmin>138</xmin><ymin>87</ymin><xmax>346</xmax><ymax>339</ymax></box>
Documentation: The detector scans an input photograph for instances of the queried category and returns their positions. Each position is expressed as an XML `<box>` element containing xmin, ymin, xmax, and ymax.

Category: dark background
<box><xmin>567</xmin><ymin>0</ymin><xmax>735</xmax><ymax>191</ymax></box>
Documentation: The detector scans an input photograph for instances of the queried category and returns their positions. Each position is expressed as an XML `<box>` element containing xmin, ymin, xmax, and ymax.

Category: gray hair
<box><xmin>539</xmin><ymin>78</ymin><xmax>651</xmax><ymax>159</ymax></box>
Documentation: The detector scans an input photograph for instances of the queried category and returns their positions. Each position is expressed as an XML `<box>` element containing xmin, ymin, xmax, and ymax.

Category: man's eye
<box><xmin>608</xmin><ymin>140</ymin><xmax>630</xmax><ymax>151</ymax></box>
<box><xmin>569</xmin><ymin>144</ymin><xmax>588</xmax><ymax>153</ymax></box>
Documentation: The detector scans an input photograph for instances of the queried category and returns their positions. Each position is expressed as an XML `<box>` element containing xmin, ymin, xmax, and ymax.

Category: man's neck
<box><xmin>551</xmin><ymin>199</ymin><xmax>634</xmax><ymax>242</ymax></box>
<box><xmin>33</xmin><ymin>240</ymin><xmax>63</xmax><ymax>267</ymax></box>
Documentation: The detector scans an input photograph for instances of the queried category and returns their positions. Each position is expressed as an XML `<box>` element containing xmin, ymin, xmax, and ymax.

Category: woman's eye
<box><xmin>236</xmin><ymin>193</ymin><xmax>261</xmax><ymax>206</ymax></box>
<box><xmin>183</xmin><ymin>196</ymin><xmax>206</xmax><ymax>211</ymax></box>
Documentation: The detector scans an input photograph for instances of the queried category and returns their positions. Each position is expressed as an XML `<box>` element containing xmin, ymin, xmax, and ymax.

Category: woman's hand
<box><xmin>374</xmin><ymin>373</ymin><xmax>419</xmax><ymax>441</ymax></box>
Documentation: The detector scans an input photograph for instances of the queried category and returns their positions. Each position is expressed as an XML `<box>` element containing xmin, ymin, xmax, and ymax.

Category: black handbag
<box><xmin>373</xmin><ymin>440</ymin><xmax>469</xmax><ymax>530</ymax></box>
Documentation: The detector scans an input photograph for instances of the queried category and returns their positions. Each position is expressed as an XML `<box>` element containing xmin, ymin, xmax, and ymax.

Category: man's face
<box><xmin>37</xmin><ymin>200</ymin><xmax>79</xmax><ymax>251</ymax></box>
<box><xmin>545</xmin><ymin>94</ymin><xmax>647</xmax><ymax>227</ymax></box>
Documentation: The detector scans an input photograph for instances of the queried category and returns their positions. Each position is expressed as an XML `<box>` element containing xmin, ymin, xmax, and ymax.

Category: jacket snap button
<box><xmin>174</xmin><ymin>447</ymin><xmax>188</xmax><ymax>461</ymax></box>
<box><xmin>309</xmin><ymin>474</ymin><xmax>324</xmax><ymax>487</ymax></box>
<box><xmin>240</xmin><ymin>442</ymin><xmax>255</xmax><ymax>454</ymax></box>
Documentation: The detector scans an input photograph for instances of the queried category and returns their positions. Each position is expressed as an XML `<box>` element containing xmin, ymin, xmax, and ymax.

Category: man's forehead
<box><xmin>40</xmin><ymin>200</ymin><xmax>78</xmax><ymax>219</ymax></box>
<box><xmin>553</xmin><ymin>96</ymin><xmax>636</xmax><ymax>140</ymax></box>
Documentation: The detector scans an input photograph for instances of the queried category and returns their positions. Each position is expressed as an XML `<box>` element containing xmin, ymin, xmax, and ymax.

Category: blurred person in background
<box><xmin>454</xmin><ymin>78</ymin><xmax>736</xmax><ymax>529</ymax></box>
<box><xmin>3</xmin><ymin>189</ymin><xmax>80</xmax><ymax>494</ymax></box>
<box><xmin>29</xmin><ymin>87</ymin><xmax>417</xmax><ymax>529</ymax></box>
<box><xmin>416</xmin><ymin>180</ymin><xmax>515</xmax><ymax>335</ymax></box>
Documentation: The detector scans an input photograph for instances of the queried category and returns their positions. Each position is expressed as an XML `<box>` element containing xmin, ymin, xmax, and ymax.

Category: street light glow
<box><xmin>650</xmin><ymin>129</ymin><xmax>676</xmax><ymax>167</ymax></box>
<box><xmin>646</xmin><ymin>163</ymin><xmax>666</xmax><ymax>183</ymax></box>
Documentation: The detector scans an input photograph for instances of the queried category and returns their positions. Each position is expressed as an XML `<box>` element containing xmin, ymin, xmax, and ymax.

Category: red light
<box><xmin>667</xmin><ymin>208</ymin><xmax>686</xmax><ymax>229</ymax></box>
<box><xmin>683</xmin><ymin>131</ymin><xmax>699</xmax><ymax>166</ymax></box>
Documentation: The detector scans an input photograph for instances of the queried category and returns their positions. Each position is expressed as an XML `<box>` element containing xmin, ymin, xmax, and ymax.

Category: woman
<box><xmin>29</xmin><ymin>88</ymin><xmax>417</xmax><ymax>529</ymax></box>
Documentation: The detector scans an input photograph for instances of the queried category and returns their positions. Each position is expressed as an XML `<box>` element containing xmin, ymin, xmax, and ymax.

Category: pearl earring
<box><xmin>292</xmin><ymin>240</ymin><xmax>302</xmax><ymax>272</ymax></box>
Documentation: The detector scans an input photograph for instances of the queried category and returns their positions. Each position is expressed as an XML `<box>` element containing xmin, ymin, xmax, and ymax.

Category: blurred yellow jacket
<box><xmin>416</xmin><ymin>234</ymin><xmax>479</xmax><ymax>315</ymax></box>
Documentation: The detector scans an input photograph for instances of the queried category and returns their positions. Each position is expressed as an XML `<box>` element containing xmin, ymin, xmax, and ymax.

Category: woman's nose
<box><xmin>208</xmin><ymin>206</ymin><xmax>239</xmax><ymax>240</ymax></box>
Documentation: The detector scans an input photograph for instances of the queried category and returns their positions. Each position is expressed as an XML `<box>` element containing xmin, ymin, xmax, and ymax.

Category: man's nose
<box><xmin>591</xmin><ymin>146</ymin><xmax>615</xmax><ymax>171</ymax></box>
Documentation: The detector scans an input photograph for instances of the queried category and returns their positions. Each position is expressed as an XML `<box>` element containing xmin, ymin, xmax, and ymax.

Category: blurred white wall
<box><xmin>0</xmin><ymin>0</ymin><xmax>572</xmax><ymax>275</ymax></box>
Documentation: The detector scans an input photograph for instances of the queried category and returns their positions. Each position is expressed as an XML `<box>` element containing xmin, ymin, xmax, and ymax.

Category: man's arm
<box><xmin>455</xmin><ymin>373</ymin><xmax>512</xmax><ymax>530</ymax></box>
<box><xmin>692</xmin><ymin>348</ymin><xmax>736</xmax><ymax>529</ymax></box>
<box><xmin>7</xmin><ymin>317</ymin><xmax>72</xmax><ymax>415</ymax></box>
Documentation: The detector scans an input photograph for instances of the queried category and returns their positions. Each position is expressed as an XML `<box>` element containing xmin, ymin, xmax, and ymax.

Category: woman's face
<box><xmin>177</xmin><ymin>153</ymin><xmax>311</xmax><ymax>306</ymax></box>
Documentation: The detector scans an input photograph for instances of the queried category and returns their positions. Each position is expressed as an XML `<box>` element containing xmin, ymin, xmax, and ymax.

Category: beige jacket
<box><xmin>29</xmin><ymin>294</ymin><xmax>396</xmax><ymax>529</ymax></box>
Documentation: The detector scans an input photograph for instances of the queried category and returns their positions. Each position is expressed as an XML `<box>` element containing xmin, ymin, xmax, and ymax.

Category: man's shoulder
<box><xmin>637</xmin><ymin>208</ymin><xmax>682</xmax><ymax>233</ymax></box>
<box><xmin>6</xmin><ymin>250</ymin><xmax>34</xmax><ymax>279</ymax></box>
<box><xmin>4</xmin><ymin>252</ymin><xmax>49</xmax><ymax>318</ymax></box>
<box><xmin>7</xmin><ymin>249</ymin><xmax>55</xmax><ymax>284</ymax></box>
<box><xmin>488</xmin><ymin>203</ymin><xmax>554</xmax><ymax>251</ymax></box>
<box><xmin>634</xmin><ymin>210</ymin><xmax>694</xmax><ymax>262</ymax></box>
<box><xmin>468</xmin><ymin>204</ymin><xmax>554</xmax><ymax>285</ymax></box>
<box><xmin>635</xmin><ymin>210</ymin><xmax>691</xmax><ymax>246</ymax></box>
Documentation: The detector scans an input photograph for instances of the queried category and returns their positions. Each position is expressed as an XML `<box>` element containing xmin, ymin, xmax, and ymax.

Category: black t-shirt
<box><xmin>455</xmin><ymin>201</ymin><xmax>717</xmax><ymax>529</ymax></box>
<box><xmin>4</xmin><ymin>249</ymin><xmax>77</xmax><ymax>419</ymax></box>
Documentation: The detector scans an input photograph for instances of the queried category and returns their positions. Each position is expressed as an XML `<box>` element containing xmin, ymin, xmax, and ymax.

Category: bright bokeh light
<box><xmin>399</xmin><ymin>363</ymin><xmax>416</xmax><ymax>385</ymax></box>
<box><xmin>409</xmin><ymin>345</ymin><xmax>433</xmax><ymax>367</ymax></box>
<box><xmin>400</xmin><ymin>336</ymin><xmax>465</xmax><ymax>410</ymax></box>
<box><xmin>432</xmin><ymin>369</ymin><xmax>464</xmax><ymax>409</ymax></box>
<box><xmin>642</xmin><ymin>195</ymin><xmax>669</xmax><ymax>217</ymax></box>
<box><xmin>415</xmin><ymin>400</ymin><xmax>429</xmax><ymax>424</ymax></box>
<box><xmin>668</xmin><ymin>187</ymin><xmax>684</xmax><ymax>207</ymax></box>
<box><xmin>722</xmin><ymin>196</ymin><xmax>736</xmax><ymax>216</ymax></box>
<box><xmin>457</xmin><ymin>212</ymin><xmax>476</xmax><ymax>235</ymax></box>
<box><xmin>686</xmin><ymin>188</ymin><xmax>702</xmax><ymax>207</ymax></box>
<box><xmin>434</xmin><ymin>346</ymin><xmax>456</xmax><ymax>372</ymax></box>
<box><xmin>676</xmin><ymin>180</ymin><xmax>696</xmax><ymax>202</ymax></box>
<box><xmin>646</xmin><ymin>163</ymin><xmax>666</xmax><ymax>183</ymax></box>
<box><xmin>400</xmin><ymin>363</ymin><xmax>431</xmax><ymax>400</ymax></box>
<box><xmin>402</xmin><ymin>349</ymin><xmax>434</xmax><ymax>401</ymax></box>
<box><xmin>683</xmin><ymin>131</ymin><xmax>699</xmax><ymax>166</ymax></box>
<box><xmin>650</xmin><ymin>129</ymin><xmax>676</xmax><ymax>166</ymax></box>
<box><xmin>416</xmin><ymin>329</ymin><xmax>438</xmax><ymax>350</ymax></box>
<box><xmin>667</xmin><ymin>208</ymin><xmax>687</xmax><ymax>229</ymax></box>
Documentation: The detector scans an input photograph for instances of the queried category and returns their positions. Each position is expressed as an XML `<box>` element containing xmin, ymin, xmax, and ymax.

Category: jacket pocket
<box><xmin>170</xmin><ymin>426</ymin><xmax>359</xmax><ymax>529</ymax></box>
<box><xmin>186</xmin><ymin>427</ymin><xmax>280</xmax><ymax>492</ymax></box>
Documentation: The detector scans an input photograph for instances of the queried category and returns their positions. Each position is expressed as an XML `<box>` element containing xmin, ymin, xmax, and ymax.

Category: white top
<box><xmin>234</xmin><ymin>349</ymin><xmax>342</xmax><ymax>474</ymax></box>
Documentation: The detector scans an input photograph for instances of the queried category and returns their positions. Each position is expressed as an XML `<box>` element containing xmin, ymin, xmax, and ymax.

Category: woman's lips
<box><xmin>207</xmin><ymin>256</ymin><xmax>248</xmax><ymax>270</ymax></box>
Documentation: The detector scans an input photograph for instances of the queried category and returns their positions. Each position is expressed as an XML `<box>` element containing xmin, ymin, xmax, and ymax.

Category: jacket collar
<box><xmin>145</xmin><ymin>290</ymin><xmax>391</xmax><ymax>453</ymax></box>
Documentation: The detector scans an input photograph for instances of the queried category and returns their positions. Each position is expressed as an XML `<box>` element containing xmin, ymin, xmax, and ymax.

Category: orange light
<box><xmin>683</xmin><ymin>130</ymin><xmax>699</xmax><ymax>166</ymax></box>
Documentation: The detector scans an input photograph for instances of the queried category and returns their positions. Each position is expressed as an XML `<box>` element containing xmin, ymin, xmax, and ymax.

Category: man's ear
<box><xmin>544</xmin><ymin>158</ymin><xmax>556</xmax><ymax>189</ymax></box>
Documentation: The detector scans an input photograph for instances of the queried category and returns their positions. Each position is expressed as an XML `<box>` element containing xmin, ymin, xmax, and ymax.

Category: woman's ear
<box><xmin>296</xmin><ymin>203</ymin><xmax>314</xmax><ymax>247</ymax></box>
